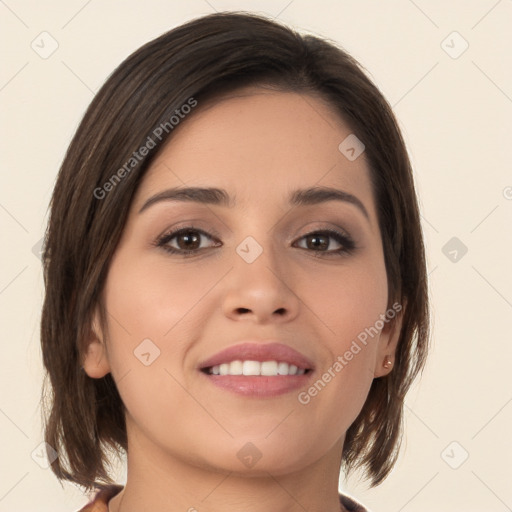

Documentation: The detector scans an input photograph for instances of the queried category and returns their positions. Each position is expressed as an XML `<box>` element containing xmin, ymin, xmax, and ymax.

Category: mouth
<box><xmin>198</xmin><ymin>342</ymin><xmax>315</xmax><ymax>397</ymax></box>
<box><xmin>201</xmin><ymin>360</ymin><xmax>312</xmax><ymax>376</ymax></box>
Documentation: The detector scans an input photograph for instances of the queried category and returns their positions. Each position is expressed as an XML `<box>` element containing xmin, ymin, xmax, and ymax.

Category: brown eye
<box><xmin>156</xmin><ymin>227</ymin><xmax>220</xmax><ymax>255</ymax></box>
<box><xmin>303</xmin><ymin>233</ymin><xmax>332</xmax><ymax>251</ymax></box>
<box><xmin>294</xmin><ymin>229</ymin><xmax>355</xmax><ymax>256</ymax></box>
<box><xmin>175</xmin><ymin>230</ymin><xmax>201</xmax><ymax>251</ymax></box>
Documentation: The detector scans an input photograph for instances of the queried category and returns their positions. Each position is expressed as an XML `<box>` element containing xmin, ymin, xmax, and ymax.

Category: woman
<box><xmin>40</xmin><ymin>12</ymin><xmax>430</xmax><ymax>512</ymax></box>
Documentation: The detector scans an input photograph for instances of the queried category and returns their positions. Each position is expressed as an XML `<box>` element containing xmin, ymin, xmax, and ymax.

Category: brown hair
<box><xmin>40</xmin><ymin>11</ymin><xmax>429</xmax><ymax>491</ymax></box>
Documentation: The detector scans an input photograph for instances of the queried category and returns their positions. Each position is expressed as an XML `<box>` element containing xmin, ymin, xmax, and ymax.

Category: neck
<box><xmin>110</xmin><ymin>436</ymin><xmax>346</xmax><ymax>512</ymax></box>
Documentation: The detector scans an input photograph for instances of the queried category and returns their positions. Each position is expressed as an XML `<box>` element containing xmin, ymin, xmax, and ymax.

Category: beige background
<box><xmin>1</xmin><ymin>1</ymin><xmax>511</xmax><ymax>511</ymax></box>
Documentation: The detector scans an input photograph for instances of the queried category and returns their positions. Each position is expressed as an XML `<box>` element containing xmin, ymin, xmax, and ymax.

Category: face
<box><xmin>84</xmin><ymin>87</ymin><xmax>401</xmax><ymax>477</ymax></box>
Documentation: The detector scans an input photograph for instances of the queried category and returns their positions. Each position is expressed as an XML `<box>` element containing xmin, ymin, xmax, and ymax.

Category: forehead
<box><xmin>132</xmin><ymin>89</ymin><xmax>376</xmax><ymax>220</ymax></box>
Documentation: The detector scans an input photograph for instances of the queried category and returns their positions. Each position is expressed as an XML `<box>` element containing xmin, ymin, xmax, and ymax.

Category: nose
<box><xmin>221</xmin><ymin>240</ymin><xmax>301</xmax><ymax>324</ymax></box>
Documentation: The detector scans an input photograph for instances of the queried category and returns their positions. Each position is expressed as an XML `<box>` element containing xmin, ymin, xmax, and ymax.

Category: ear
<box><xmin>82</xmin><ymin>305</ymin><xmax>111</xmax><ymax>378</ymax></box>
<box><xmin>373</xmin><ymin>300</ymin><xmax>406</xmax><ymax>378</ymax></box>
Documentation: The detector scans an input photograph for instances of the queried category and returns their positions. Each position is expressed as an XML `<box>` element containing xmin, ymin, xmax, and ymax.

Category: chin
<box><xmin>196</xmin><ymin>436</ymin><xmax>321</xmax><ymax>476</ymax></box>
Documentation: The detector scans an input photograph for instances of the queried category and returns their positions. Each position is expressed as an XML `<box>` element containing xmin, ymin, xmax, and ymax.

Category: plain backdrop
<box><xmin>1</xmin><ymin>1</ymin><xmax>511</xmax><ymax>511</ymax></box>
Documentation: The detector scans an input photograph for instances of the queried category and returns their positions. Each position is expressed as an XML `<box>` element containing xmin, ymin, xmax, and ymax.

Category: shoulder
<box><xmin>339</xmin><ymin>491</ymin><xmax>371</xmax><ymax>512</ymax></box>
<box><xmin>76</xmin><ymin>485</ymin><xmax>124</xmax><ymax>512</ymax></box>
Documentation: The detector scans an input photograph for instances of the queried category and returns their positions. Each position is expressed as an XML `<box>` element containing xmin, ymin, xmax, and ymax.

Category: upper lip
<box><xmin>198</xmin><ymin>341</ymin><xmax>315</xmax><ymax>371</ymax></box>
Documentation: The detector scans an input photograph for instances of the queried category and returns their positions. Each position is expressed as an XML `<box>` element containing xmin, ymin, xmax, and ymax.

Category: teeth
<box><xmin>261</xmin><ymin>361</ymin><xmax>278</xmax><ymax>376</ymax></box>
<box><xmin>208</xmin><ymin>360</ymin><xmax>308</xmax><ymax>376</ymax></box>
<box><xmin>243</xmin><ymin>360</ymin><xmax>260</xmax><ymax>375</ymax></box>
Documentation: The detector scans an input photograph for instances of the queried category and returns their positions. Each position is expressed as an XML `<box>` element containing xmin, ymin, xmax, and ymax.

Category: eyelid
<box><xmin>156</xmin><ymin>221</ymin><xmax>222</xmax><ymax>241</ymax></box>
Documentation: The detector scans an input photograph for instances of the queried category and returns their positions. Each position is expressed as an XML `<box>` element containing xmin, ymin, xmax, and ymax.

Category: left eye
<box><xmin>294</xmin><ymin>230</ymin><xmax>352</xmax><ymax>253</ymax></box>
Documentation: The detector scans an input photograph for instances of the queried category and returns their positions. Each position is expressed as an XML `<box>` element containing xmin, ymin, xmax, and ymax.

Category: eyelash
<box><xmin>154</xmin><ymin>225</ymin><xmax>356</xmax><ymax>258</ymax></box>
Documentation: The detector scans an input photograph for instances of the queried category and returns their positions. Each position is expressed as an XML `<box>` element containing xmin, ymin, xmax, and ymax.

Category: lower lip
<box><xmin>200</xmin><ymin>371</ymin><xmax>314</xmax><ymax>397</ymax></box>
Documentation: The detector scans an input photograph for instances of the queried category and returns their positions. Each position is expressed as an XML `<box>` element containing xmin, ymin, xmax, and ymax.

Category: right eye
<box><xmin>155</xmin><ymin>227</ymin><xmax>221</xmax><ymax>256</ymax></box>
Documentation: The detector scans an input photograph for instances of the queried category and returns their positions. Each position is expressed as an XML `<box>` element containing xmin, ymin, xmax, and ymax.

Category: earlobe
<box><xmin>373</xmin><ymin>301</ymin><xmax>406</xmax><ymax>378</ymax></box>
<box><xmin>83</xmin><ymin>340</ymin><xmax>111</xmax><ymax>378</ymax></box>
<box><xmin>82</xmin><ymin>306</ymin><xmax>111</xmax><ymax>378</ymax></box>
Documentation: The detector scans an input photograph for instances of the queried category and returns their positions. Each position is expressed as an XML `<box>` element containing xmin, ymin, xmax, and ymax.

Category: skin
<box><xmin>83</xmin><ymin>87</ymin><xmax>402</xmax><ymax>512</ymax></box>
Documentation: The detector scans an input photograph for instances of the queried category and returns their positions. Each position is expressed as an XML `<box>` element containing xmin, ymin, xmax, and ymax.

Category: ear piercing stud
<box><xmin>383</xmin><ymin>356</ymin><xmax>392</xmax><ymax>370</ymax></box>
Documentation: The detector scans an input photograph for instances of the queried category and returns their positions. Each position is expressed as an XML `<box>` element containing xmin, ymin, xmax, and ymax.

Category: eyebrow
<box><xmin>138</xmin><ymin>185</ymin><xmax>369</xmax><ymax>220</ymax></box>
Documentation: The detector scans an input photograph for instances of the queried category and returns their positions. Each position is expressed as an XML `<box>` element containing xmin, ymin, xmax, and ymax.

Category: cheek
<box><xmin>305</xmin><ymin>255</ymin><xmax>389</xmax><ymax>341</ymax></box>
<box><xmin>100</xmin><ymin>251</ymin><xmax>232</xmax><ymax>408</ymax></box>
<box><xmin>300</xmin><ymin>255</ymin><xmax>388</xmax><ymax>400</ymax></box>
<box><xmin>102</xmin><ymin>252</ymin><xmax>223</xmax><ymax>345</ymax></box>
<box><xmin>99</xmin><ymin>256</ymin><xmax>216</xmax><ymax>438</ymax></box>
